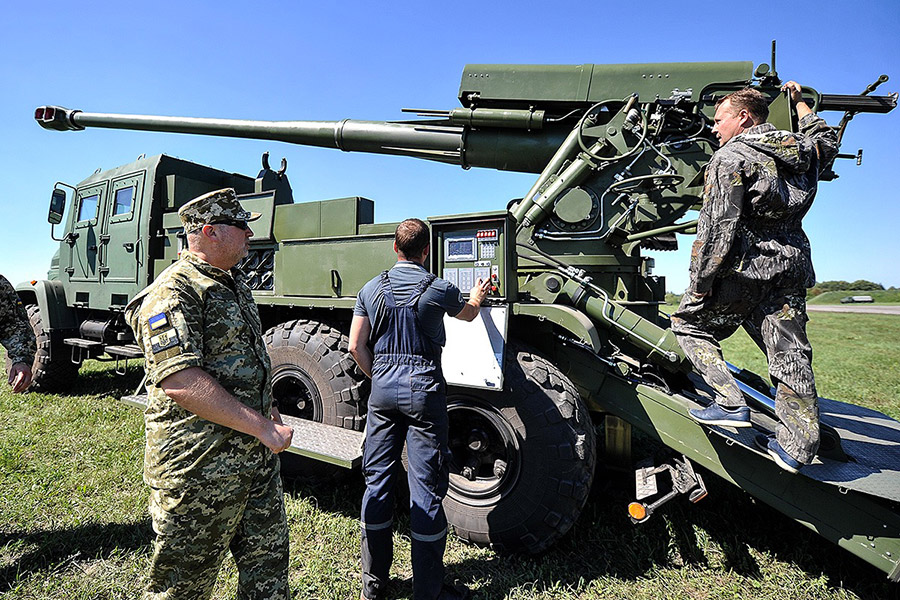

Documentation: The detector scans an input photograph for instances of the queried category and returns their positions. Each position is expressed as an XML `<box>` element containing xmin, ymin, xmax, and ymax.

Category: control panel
<box><xmin>431</xmin><ymin>213</ymin><xmax>510</xmax><ymax>302</ymax></box>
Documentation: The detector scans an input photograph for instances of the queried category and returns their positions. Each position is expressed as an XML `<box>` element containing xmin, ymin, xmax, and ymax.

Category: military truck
<box><xmin>24</xmin><ymin>56</ymin><xmax>900</xmax><ymax>579</ymax></box>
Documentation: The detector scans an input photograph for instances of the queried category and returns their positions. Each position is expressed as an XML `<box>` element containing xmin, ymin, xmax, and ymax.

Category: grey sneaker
<box><xmin>689</xmin><ymin>404</ymin><xmax>752</xmax><ymax>427</ymax></box>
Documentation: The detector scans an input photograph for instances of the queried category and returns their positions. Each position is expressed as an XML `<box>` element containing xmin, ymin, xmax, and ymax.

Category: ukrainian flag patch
<box><xmin>150</xmin><ymin>329</ymin><xmax>180</xmax><ymax>354</ymax></box>
<box><xmin>148</xmin><ymin>312</ymin><xmax>169</xmax><ymax>331</ymax></box>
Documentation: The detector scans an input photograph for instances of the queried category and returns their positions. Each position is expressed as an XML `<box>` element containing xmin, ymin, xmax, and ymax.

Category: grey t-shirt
<box><xmin>354</xmin><ymin>261</ymin><xmax>465</xmax><ymax>347</ymax></box>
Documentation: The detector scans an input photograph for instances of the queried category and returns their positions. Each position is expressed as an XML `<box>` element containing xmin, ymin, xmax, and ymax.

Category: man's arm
<box><xmin>783</xmin><ymin>80</ymin><xmax>840</xmax><ymax>173</ymax></box>
<box><xmin>689</xmin><ymin>156</ymin><xmax>745</xmax><ymax>295</ymax></box>
<box><xmin>454</xmin><ymin>278</ymin><xmax>490</xmax><ymax>322</ymax></box>
<box><xmin>159</xmin><ymin>366</ymin><xmax>293</xmax><ymax>453</ymax></box>
<box><xmin>349</xmin><ymin>315</ymin><xmax>373</xmax><ymax>377</ymax></box>
<box><xmin>0</xmin><ymin>276</ymin><xmax>36</xmax><ymax>392</ymax></box>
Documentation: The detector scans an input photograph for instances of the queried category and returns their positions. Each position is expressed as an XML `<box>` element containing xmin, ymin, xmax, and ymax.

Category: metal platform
<box><xmin>711</xmin><ymin>397</ymin><xmax>900</xmax><ymax>502</ymax></box>
<box><xmin>279</xmin><ymin>414</ymin><xmax>364</xmax><ymax>469</ymax></box>
<box><xmin>119</xmin><ymin>395</ymin><xmax>363</xmax><ymax>469</ymax></box>
<box><xmin>64</xmin><ymin>337</ymin><xmax>102</xmax><ymax>348</ymax></box>
<box><xmin>105</xmin><ymin>344</ymin><xmax>144</xmax><ymax>358</ymax></box>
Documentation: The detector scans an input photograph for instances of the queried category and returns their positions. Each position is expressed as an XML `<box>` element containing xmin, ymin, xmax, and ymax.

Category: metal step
<box><xmin>105</xmin><ymin>344</ymin><xmax>144</xmax><ymax>358</ymax></box>
<box><xmin>64</xmin><ymin>337</ymin><xmax>103</xmax><ymax>348</ymax></box>
<box><xmin>118</xmin><ymin>394</ymin><xmax>363</xmax><ymax>469</ymax></box>
<box><xmin>279</xmin><ymin>414</ymin><xmax>364</xmax><ymax>469</ymax></box>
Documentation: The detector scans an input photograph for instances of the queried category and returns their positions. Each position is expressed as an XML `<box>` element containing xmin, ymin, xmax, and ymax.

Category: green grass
<box><xmin>720</xmin><ymin>311</ymin><xmax>900</xmax><ymax>419</ymax></box>
<box><xmin>2</xmin><ymin>313</ymin><xmax>899</xmax><ymax>599</ymax></box>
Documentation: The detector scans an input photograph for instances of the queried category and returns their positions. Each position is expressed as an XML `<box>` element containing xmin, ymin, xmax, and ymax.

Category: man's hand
<box><xmin>782</xmin><ymin>81</ymin><xmax>812</xmax><ymax>119</ymax></box>
<box><xmin>782</xmin><ymin>81</ymin><xmax>803</xmax><ymax>104</ymax></box>
<box><xmin>469</xmin><ymin>278</ymin><xmax>490</xmax><ymax>306</ymax></box>
<box><xmin>259</xmin><ymin>420</ymin><xmax>294</xmax><ymax>454</ymax></box>
<box><xmin>455</xmin><ymin>278</ymin><xmax>491</xmax><ymax>322</ymax></box>
<box><xmin>8</xmin><ymin>362</ymin><xmax>32</xmax><ymax>393</ymax></box>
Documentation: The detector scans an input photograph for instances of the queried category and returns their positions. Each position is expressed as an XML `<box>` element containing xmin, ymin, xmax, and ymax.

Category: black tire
<box><xmin>21</xmin><ymin>304</ymin><xmax>80</xmax><ymax>392</ymax></box>
<box><xmin>264</xmin><ymin>319</ymin><xmax>366</xmax><ymax>430</ymax></box>
<box><xmin>444</xmin><ymin>343</ymin><xmax>596</xmax><ymax>554</ymax></box>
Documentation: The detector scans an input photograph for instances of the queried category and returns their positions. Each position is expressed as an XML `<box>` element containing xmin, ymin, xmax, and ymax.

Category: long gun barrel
<box><xmin>33</xmin><ymin>62</ymin><xmax>896</xmax><ymax>176</ymax></box>
<box><xmin>33</xmin><ymin>105</ymin><xmax>566</xmax><ymax>174</ymax></box>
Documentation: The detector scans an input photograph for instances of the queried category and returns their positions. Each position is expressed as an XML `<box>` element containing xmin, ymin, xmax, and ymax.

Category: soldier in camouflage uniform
<box><xmin>125</xmin><ymin>188</ymin><xmax>294</xmax><ymax>599</ymax></box>
<box><xmin>671</xmin><ymin>82</ymin><xmax>839</xmax><ymax>473</ymax></box>
<box><xmin>0</xmin><ymin>274</ymin><xmax>36</xmax><ymax>393</ymax></box>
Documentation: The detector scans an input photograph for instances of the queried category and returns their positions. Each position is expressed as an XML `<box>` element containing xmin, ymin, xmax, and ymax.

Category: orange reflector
<box><xmin>628</xmin><ymin>502</ymin><xmax>647</xmax><ymax>521</ymax></box>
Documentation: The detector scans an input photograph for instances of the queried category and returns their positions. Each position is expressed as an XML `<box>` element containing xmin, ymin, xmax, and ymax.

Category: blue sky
<box><xmin>2</xmin><ymin>0</ymin><xmax>898</xmax><ymax>292</ymax></box>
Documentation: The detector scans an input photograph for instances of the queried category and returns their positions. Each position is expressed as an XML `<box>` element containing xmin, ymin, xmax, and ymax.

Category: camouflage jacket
<box><xmin>0</xmin><ymin>274</ymin><xmax>36</xmax><ymax>365</ymax></box>
<box><xmin>689</xmin><ymin>113</ymin><xmax>839</xmax><ymax>294</ymax></box>
<box><xmin>125</xmin><ymin>251</ymin><xmax>273</xmax><ymax>489</ymax></box>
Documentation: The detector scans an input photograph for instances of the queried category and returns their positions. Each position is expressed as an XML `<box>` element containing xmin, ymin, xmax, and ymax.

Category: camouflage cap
<box><xmin>178</xmin><ymin>188</ymin><xmax>261</xmax><ymax>232</ymax></box>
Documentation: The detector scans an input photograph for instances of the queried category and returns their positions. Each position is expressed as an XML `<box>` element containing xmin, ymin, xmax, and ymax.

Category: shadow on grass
<box><xmin>281</xmin><ymin>457</ymin><xmax>365</xmax><ymax>519</ymax></box>
<box><xmin>0</xmin><ymin>518</ymin><xmax>153</xmax><ymax>589</ymax></box>
<box><xmin>283</xmin><ymin>452</ymin><xmax>899</xmax><ymax>600</ymax></box>
<box><xmin>56</xmin><ymin>360</ymin><xmax>146</xmax><ymax>399</ymax></box>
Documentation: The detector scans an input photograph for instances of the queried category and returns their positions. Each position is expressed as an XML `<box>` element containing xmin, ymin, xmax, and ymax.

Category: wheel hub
<box><xmin>446</xmin><ymin>399</ymin><xmax>520</xmax><ymax>504</ymax></box>
<box><xmin>271</xmin><ymin>366</ymin><xmax>322</xmax><ymax>422</ymax></box>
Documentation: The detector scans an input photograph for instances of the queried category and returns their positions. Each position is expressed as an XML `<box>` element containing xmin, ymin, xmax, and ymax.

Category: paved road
<box><xmin>807</xmin><ymin>304</ymin><xmax>900</xmax><ymax>316</ymax></box>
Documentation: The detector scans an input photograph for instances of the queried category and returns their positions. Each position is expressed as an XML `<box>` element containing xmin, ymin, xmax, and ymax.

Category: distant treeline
<box><xmin>665</xmin><ymin>280</ymin><xmax>895</xmax><ymax>304</ymax></box>
<box><xmin>807</xmin><ymin>280</ymin><xmax>890</xmax><ymax>297</ymax></box>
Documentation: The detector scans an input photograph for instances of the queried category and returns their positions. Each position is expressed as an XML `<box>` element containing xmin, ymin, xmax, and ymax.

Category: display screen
<box><xmin>447</xmin><ymin>238</ymin><xmax>475</xmax><ymax>260</ymax></box>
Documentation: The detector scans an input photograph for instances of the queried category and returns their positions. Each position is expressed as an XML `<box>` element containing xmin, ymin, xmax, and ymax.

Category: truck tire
<box><xmin>264</xmin><ymin>319</ymin><xmax>366</xmax><ymax>431</ymax></box>
<box><xmin>21</xmin><ymin>304</ymin><xmax>80</xmax><ymax>392</ymax></box>
<box><xmin>444</xmin><ymin>343</ymin><xmax>596</xmax><ymax>554</ymax></box>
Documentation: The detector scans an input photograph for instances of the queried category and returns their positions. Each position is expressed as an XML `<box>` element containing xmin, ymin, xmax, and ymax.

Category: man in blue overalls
<box><xmin>349</xmin><ymin>218</ymin><xmax>489</xmax><ymax>600</ymax></box>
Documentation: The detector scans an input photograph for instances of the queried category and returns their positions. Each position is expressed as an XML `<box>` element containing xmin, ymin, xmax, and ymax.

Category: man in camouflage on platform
<box><xmin>0</xmin><ymin>274</ymin><xmax>35</xmax><ymax>393</ymax></box>
<box><xmin>126</xmin><ymin>188</ymin><xmax>294</xmax><ymax>599</ymax></box>
<box><xmin>671</xmin><ymin>82</ymin><xmax>839</xmax><ymax>473</ymax></box>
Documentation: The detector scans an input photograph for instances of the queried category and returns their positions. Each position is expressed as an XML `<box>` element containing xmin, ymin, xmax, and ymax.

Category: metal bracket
<box><xmin>629</xmin><ymin>455</ymin><xmax>708</xmax><ymax>523</ymax></box>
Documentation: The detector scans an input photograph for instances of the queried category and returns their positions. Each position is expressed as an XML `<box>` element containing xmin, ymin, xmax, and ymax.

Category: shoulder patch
<box><xmin>150</xmin><ymin>329</ymin><xmax>181</xmax><ymax>355</ymax></box>
<box><xmin>148</xmin><ymin>312</ymin><xmax>170</xmax><ymax>331</ymax></box>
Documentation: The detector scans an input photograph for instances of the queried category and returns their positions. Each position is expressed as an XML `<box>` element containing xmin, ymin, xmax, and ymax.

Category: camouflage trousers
<box><xmin>145</xmin><ymin>454</ymin><xmax>290</xmax><ymax>600</ymax></box>
<box><xmin>671</xmin><ymin>279</ymin><xmax>820</xmax><ymax>464</ymax></box>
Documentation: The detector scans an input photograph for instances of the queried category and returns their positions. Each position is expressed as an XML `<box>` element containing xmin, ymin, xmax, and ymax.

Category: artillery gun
<box><xmin>24</xmin><ymin>57</ymin><xmax>900</xmax><ymax>579</ymax></box>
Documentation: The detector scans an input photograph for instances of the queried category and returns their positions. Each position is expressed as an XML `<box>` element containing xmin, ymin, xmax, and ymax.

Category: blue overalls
<box><xmin>361</xmin><ymin>270</ymin><xmax>450</xmax><ymax>600</ymax></box>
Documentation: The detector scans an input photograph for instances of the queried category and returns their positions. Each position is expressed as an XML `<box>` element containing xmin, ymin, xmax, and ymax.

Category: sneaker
<box><xmin>754</xmin><ymin>434</ymin><xmax>802</xmax><ymax>474</ymax></box>
<box><xmin>753</xmin><ymin>433</ymin><xmax>771</xmax><ymax>453</ymax></box>
<box><xmin>689</xmin><ymin>404</ymin><xmax>752</xmax><ymax>428</ymax></box>
<box><xmin>438</xmin><ymin>583</ymin><xmax>473</xmax><ymax>600</ymax></box>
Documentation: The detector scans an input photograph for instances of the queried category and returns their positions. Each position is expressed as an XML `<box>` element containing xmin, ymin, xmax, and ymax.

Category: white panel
<box><xmin>441</xmin><ymin>306</ymin><xmax>507</xmax><ymax>391</ymax></box>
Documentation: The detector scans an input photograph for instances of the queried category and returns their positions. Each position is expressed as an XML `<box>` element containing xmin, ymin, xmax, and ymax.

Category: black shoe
<box><xmin>438</xmin><ymin>583</ymin><xmax>473</xmax><ymax>600</ymax></box>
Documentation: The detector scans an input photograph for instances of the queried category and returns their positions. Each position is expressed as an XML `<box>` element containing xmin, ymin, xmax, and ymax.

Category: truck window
<box><xmin>77</xmin><ymin>193</ymin><xmax>99</xmax><ymax>222</ymax></box>
<box><xmin>113</xmin><ymin>186</ymin><xmax>134</xmax><ymax>215</ymax></box>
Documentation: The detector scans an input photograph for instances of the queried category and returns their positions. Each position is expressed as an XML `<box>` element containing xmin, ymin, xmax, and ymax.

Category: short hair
<box><xmin>717</xmin><ymin>88</ymin><xmax>769</xmax><ymax>124</ymax></box>
<box><xmin>395</xmin><ymin>218</ymin><xmax>430</xmax><ymax>259</ymax></box>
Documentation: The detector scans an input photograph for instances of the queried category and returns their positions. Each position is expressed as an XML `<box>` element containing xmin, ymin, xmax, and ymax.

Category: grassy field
<box><xmin>1</xmin><ymin>311</ymin><xmax>899</xmax><ymax>599</ymax></box>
